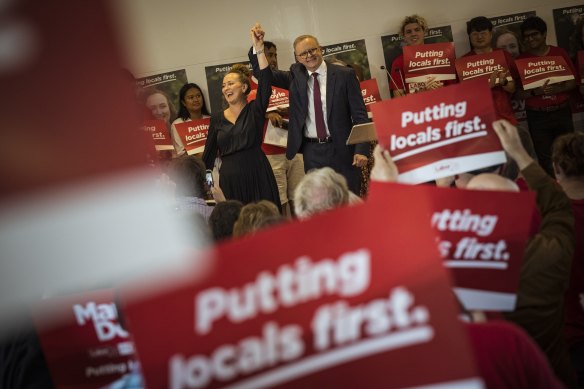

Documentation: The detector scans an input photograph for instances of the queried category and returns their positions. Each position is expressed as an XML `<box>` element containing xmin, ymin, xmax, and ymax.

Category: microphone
<box><xmin>395</xmin><ymin>67</ymin><xmax>406</xmax><ymax>91</ymax></box>
<box><xmin>380</xmin><ymin>65</ymin><xmax>401</xmax><ymax>91</ymax></box>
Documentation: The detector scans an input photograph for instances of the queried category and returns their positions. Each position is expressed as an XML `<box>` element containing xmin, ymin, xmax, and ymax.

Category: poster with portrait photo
<box><xmin>380</xmin><ymin>26</ymin><xmax>453</xmax><ymax>91</ymax></box>
<box><xmin>321</xmin><ymin>39</ymin><xmax>371</xmax><ymax>81</ymax></box>
<box><xmin>488</xmin><ymin>11</ymin><xmax>535</xmax><ymax>124</ymax></box>
<box><xmin>489</xmin><ymin>11</ymin><xmax>535</xmax><ymax>59</ymax></box>
<box><xmin>136</xmin><ymin>69</ymin><xmax>188</xmax><ymax>130</ymax></box>
<box><xmin>205</xmin><ymin>61</ymin><xmax>252</xmax><ymax>114</ymax></box>
<box><xmin>553</xmin><ymin>5</ymin><xmax>584</xmax><ymax>61</ymax></box>
<box><xmin>553</xmin><ymin>5</ymin><xmax>584</xmax><ymax>128</ymax></box>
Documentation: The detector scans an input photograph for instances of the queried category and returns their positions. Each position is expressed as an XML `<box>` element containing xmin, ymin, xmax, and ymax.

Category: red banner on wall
<box><xmin>34</xmin><ymin>289</ymin><xmax>141</xmax><ymax>389</ymax></box>
<box><xmin>403</xmin><ymin>42</ymin><xmax>457</xmax><ymax>83</ymax></box>
<box><xmin>455</xmin><ymin>50</ymin><xmax>511</xmax><ymax>82</ymax></box>
<box><xmin>515</xmin><ymin>56</ymin><xmax>575</xmax><ymax>89</ymax></box>
<box><xmin>123</xmin><ymin>199</ymin><xmax>483</xmax><ymax>388</ymax></box>
<box><xmin>369</xmin><ymin>182</ymin><xmax>535</xmax><ymax>311</ymax></box>
<box><xmin>371</xmin><ymin>78</ymin><xmax>505</xmax><ymax>184</ymax></box>
<box><xmin>143</xmin><ymin>119</ymin><xmax>173</xmax><ymax>151</ymax></box>
<box><xmin>360</xmin><ymin>78</ymin><xmax>382</xmax><ymax>112</ymax></box>
<box><xmin>174</xmin><ymin>118</ymin><xmax>211</xmax><ymax>155</ymax></box>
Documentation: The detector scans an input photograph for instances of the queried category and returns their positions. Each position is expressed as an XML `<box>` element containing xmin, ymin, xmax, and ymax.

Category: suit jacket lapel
<box><xmin>294</xmin><ymin>63</ymin><xmax>309</xmax><ymax>118</ymax></box>
<box><xmin>326</xmin><ymin>62</ymin><xmax>335</xmax><ymax>122</ymax></box>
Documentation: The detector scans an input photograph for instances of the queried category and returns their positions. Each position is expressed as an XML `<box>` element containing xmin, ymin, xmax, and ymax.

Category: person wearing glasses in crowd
<box><xmin>515</xmin><ymin>16</ymin><xmax>577</xmax><ymax>177</ymax></box>
<box><xmin>249</xmin><ymin>28</ymin><xmax>370</xmax><ymax>195</ymax></box>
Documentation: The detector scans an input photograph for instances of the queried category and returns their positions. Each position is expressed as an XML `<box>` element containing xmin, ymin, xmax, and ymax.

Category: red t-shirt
<box><xmin>461</xmin><ymin>49</ymin><xmax>517</xmax><ymax>124</ymax></box>
<box><xmin>517</xmin><ymin>46</ymin><xmax>576</xmax><ymax>109</ymax></box>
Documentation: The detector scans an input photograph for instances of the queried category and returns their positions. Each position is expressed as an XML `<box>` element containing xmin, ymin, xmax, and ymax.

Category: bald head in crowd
<box><xmin>466</xmin><ymin>173</ymin><xmax>520</xmax><ymax>192</ymax></box>
<box><xmin>293</xmin><ymin>167</ymin><xmax>350</xmax><ymax>219</ymax></box>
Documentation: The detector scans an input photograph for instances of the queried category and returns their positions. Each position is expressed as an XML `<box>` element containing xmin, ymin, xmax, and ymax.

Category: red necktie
<box><xmin>312</xmin><ymin>72</ymin><xmax>327</xmax><ymax>139</ymax></box>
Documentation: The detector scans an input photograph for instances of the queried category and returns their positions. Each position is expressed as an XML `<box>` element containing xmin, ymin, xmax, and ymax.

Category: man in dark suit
<box><xmin>249</xmin><ymin>32</ymin><xmax>370</xmax><ymax>194</ymax></box>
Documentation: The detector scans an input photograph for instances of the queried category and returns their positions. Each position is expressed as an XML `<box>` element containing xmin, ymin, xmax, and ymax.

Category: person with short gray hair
<box><xmin>293</xmin><ymin>167</ymin><xmax>350</xmax><ymax>219</ymax></box>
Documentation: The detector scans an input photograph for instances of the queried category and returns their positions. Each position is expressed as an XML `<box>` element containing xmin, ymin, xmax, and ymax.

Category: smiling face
<box><xmin>182</xmin><ymin>87</ymin><xmax>203</xmax><ymax>115</ymax></box>
<box><xmin>222</xmin><ymin>73</ymin><xmax>247</xmax><ymax>105</ymax></box>
<box><xmin>403</xmin><ymin>22</ymin><xmax>425</xmax><ymax>46</ymax></box>
<box><xmin>294</xmin><ymin>37</ymin><xmax>323</xmax><ymax>72</ymax></box>
<box><xmin>469</xmin><ymin>29</ymin><xmax>493</xmax><ymax>51</ymax></box>
<box><xmin>523</xmin><ymin>29</ymin><xmax>546</xmax><ymax>51</ymax></box>
<box><xmin>146</xmin><ymin>93</ymin><xmax>171</xmax><ymax>123</ymax></box>
<box><xmin>496</xmin><ymin>32</ymin><xmax>520</xmax><ymax>58</ymax></box>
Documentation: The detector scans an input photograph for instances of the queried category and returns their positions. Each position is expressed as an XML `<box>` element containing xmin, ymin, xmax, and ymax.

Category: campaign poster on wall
<box><xmin>205</xmin><ymin>61</ymin><xmax>252</xmax><ymax>114</ymax></box>
<box><xmin>321</xmin><ymin>39</ymin><xmax>371</xmax><ymax>80</ymax></box>
<box><xmin>553</xmin><ymin>5</ymin><xmax>584</xmax><ymax>61</ymax></box>
<box><xmin>489</xmin><ymin>11</ymin><xmax>536</xmax><ymax>123</ymax></box>
<box><xmin>123</xmin><ymin>198</ymin><xmax>483</xmax><ymax>388</ymax></box>
<box><xmin>553</xmin><ymin>5</ymin><xmax>584</xmax><ymax>129</ymax></box>
<box><xmin>136</xmin><ymin>69</ymin><xmax>188</xmax><ymax>130</ymax></box>
<box><xmin>380</xmin><ymin>26</ymin><xmax>453</xmax><ymax>91</ymax></box>
<box><xmin>371</xmin><ymin>78</ymin><xmax>505</xmax><ymax>184</ymax></box>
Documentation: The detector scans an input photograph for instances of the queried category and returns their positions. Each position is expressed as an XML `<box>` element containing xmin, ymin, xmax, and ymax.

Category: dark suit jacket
<box><xmin>249</xmin><ymin>48</ymin><xmax>370</xmax><ymax>162</ymax></box>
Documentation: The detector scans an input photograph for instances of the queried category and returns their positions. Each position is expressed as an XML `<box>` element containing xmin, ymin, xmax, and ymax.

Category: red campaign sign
<box><xmin>369</xmin><ymin>182</ymin><xmax>535</xmax><ymax>311</ymax></box>
<box><xmin>403</xmin><ymin>42</ymin><xmax>457</xmax><ymax>83</ymax></box>
<box><xmin>515</xmin><ymin>56</ymin><xmax>575</xmax><ymax>90</ymax></box>
<box><xmin>123</xmin><ymin>199</ymin><xmax>483</xmax><ymax>389</ymax></box>
<box><xmin>143</xmin><ymin>119</ymin><xmax>173</xmax><ymax>151</ymax></box>
<box><xmin>455</xmin><ymin>50</ymin><xmax>511</xmax><ymax>82</ymax></box>
<box><xmin>175</xmin><ymin>118</ymin><xmax>211</xmax><ymax>155</ymax></box>
<box><xmin>360</xmin><ymin>78</ymin><xmax>382</xmax><ymax>112</ymax></box>
<box><xmin>578</xmin><ymin>51</ymin><xmax>584</xmax><ymax>83</ymax></box>
<box><xmin>267</xmin><ymin>87</ymin><xmax>290</xmax><ymax>112</ymax></box>
<box><xmin>33</xmin><ymin>289</ymin><xmax>141</xmax><ymax>388</ymax></box>
<box><xmin>248</xmin><ymin>83</ymin><xmax>290</xmax><ymax>112</ymax></box>
<box><xmin>370</xmin><ymin>78</ymin><xmax>505</xmax><ymax>184</ymax></box>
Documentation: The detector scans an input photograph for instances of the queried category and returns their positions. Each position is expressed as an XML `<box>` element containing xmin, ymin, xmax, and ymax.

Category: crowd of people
<box><xmin>2</xmin><ymin>13</ymin><xmax>582</xmax><ymax>389</ymax></box>
<box><xmin>142</xmin><ymin>17</ymin><xmax>584</xmax><ymax>387</ymax></box>
<box><xmin>138</xmin><ymin>16</ymin><xmax>584</xmax><ymax>387</ymax></box>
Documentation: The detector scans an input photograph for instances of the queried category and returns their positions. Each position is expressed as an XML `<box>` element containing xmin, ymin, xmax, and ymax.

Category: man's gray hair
<box><xmin>293</xmin><ymin>167</ymin><xmax>350</xmax><ymax>219</ymax></box>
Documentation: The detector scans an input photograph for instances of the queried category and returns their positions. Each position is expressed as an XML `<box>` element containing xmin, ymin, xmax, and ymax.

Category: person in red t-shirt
<box><xmin>515</xmin><ymin>16</ymin><xmax>577</xmax><ymax>177</ymax></box>
<box><xmin>389</xmin><ymin>15</ymin><xmax>455</xmax><ymax>97</ymax></box>
<box><xmin>553</xmin><ymin>132</ymin><xmax>584</xmax><ymax>387</ymax></box>
<box><xmin>462</xmin><ymin>17</ymin><xmax>517</xmax><ymax>124</ymax></box>
<box><xmin>461</xmin><ymin>16</ymin><xmax>538</xmax><ymax>180</ymax></box>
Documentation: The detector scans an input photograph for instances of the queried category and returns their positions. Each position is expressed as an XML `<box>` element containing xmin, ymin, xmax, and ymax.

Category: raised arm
<box><xmin>248</xmin><ymin>26</ymin><xmax>292</xmax><ymax>90</ymax></box>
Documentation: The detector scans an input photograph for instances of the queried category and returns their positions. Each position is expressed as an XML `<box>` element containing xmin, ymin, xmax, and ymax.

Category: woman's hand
<box><xmin>250</xmin><ymin>23</ymin><xmax>265</xmax><ymax>51</ymax></box>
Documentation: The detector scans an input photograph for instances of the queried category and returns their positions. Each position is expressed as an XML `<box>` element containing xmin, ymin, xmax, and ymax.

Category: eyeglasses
<box><xmin>523</xmin><ymin>31</ymin><xmax>541</xmax><ymax>40</ymax></box>
<box><xmin>296</xmin><ymin>47</ymin><xmax>320</xmax><ymax>59</ymax></box>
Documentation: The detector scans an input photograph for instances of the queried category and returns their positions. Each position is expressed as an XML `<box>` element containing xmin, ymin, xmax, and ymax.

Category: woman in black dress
<box><xmin>202</xmin><ymin>23</ymin><xmax>280</xmax><ymax>209</ymax></box>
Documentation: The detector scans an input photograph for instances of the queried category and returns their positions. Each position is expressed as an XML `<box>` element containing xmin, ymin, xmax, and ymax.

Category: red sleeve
<box><xmin>389</xmin><ymin>55</ymin><xmax>405</xmax><ymax>90</ymax></box>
